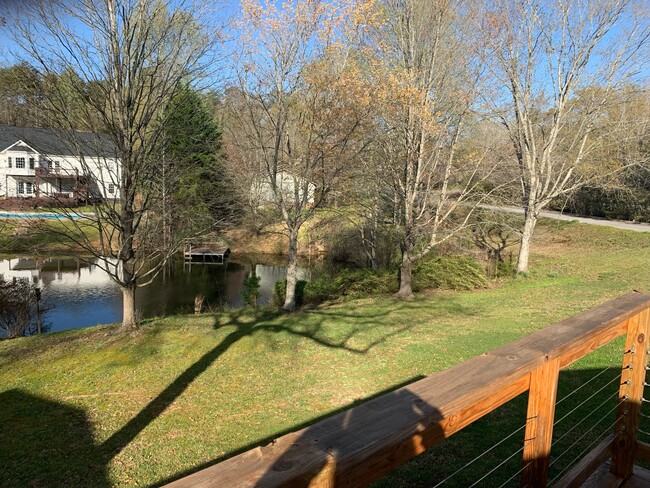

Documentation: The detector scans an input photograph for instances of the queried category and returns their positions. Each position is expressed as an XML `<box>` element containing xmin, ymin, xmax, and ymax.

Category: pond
<box><xmin>0</xmin><ymin>254</ymin><xmax>334</xmax><ymax>335</ymax></box>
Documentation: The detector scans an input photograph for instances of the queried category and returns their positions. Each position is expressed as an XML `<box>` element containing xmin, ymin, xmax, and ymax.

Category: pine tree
<box><xmin>160</xmin><ymin>84</ymin><xmax>237</xmax><ymax>240</ymax></box>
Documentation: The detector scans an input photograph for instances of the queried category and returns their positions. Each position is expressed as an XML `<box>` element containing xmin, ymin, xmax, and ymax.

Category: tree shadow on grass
<box><xmin>157</xmin><ymin>377</ymin><xmax>438</xmax><ymax>487</ymax></box>
<box><xmin>154</xmin><ymin>301</ymin><xmax>486</xmax><ymax>486</ymax></box>
<box><xmin>0</xmin><ymin>296</ymin><xmax>484</xmax><ymax>487</ymax></box>
<box><xmin>0</xmin><ymin>362</ymin><xmax>626</xmax><ymax>488</ymax></box>
<box><xmin>101</xmin><ymin>305</ymin><xmax>416</xmax><ymax>461</ymax></box>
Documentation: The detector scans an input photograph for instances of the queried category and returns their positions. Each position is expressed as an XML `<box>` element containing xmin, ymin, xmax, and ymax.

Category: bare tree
<box><xmin>481</xmin><ymin>0</ymin><xmax>650</xmax><ymax>273</ymax></box>
<box><xmin>229</xmin><ymin>0</ymin><xmax>372</xmax><ymax>310</ymax></box>
<box><xmin>221</xmin><ymin>86</ymin><xmax>276</xmax><ymax>235</ymax></box>
<box><xmin>358</xmin><ymin>0</ymin><xmax>496</xmax><ymax>298</ymax></box>
<box><xmin>2</xmin><ymin>0</ymin><xmax>222</xmax><ymax>327</ymax></box>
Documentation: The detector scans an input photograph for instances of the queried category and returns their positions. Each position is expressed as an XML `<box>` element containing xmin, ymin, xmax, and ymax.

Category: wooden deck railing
<box><xmin>165</xmin><ymin>291</ymin><xmax>650</xmax><ymax>488</ymax></box>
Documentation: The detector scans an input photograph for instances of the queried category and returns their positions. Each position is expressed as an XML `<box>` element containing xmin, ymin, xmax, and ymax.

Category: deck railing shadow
<box><xmin>163</xmin><ymin>291</ymin><xmax>650</xmax><ymax>488</ymax></box>
<box><xmin>0</xmin><ymin>389</ymin><xmax>111</xmax><ymax>487</ymax></box>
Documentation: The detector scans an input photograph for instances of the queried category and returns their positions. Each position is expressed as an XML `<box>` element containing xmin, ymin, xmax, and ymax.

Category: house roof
<box><xmin>8</xmin><ymin>143</ymin><xmax>36</xmax><ymax>152</ymax></box>
<box><xmin>0</xmin><ymin>126</ymin><xmax>117</xmax><ymax>158</ymax></box>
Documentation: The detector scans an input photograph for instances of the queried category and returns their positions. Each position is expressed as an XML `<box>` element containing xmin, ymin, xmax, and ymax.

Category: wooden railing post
<box><xmin>611</xmin><ymin>308</ymin><xmax>650</xmax><ymax>479</ymax></box>
<box><xmin>521</xmin><ymin>357</ymin><xmax>561</xmax><ymax>488</ymax></box>
<box><xmin>165</xmin><ymin>293</ymin><xmax>650</xmax><ymax>488</ymax></box>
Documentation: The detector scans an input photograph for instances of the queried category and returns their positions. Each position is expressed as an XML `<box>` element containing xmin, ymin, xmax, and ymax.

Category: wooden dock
<box><xmin>183</xmin><ymin>244</ymin><xmax>230</xmax><ymax>264</ymax></box>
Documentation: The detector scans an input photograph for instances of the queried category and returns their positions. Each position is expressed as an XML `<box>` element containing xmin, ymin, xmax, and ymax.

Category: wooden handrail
<box><xmin>164</xmin><ymin>291</ymin><xmax>650</xmax><ymax>488</ymax></box>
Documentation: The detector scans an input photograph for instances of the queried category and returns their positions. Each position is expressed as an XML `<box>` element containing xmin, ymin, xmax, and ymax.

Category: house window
<box><xmin>29</xmin><ymin>158</ymin><xmax>35</xmax><ymax>169</ymax></box>
<box><xmin>54</xmin><ymin>161</ymin><xmax>60</xmax><ymax>170</ymax></box>
<box><xmin>108</xmin><ymin>183</ymin><xmax>115</xmax><ymax>194</ymax></box>
<box><xmin>26</xmin><ymin>182</ymin><xmax>33</xmax><ymax>194</ymax></box>
<box><xmin>7</xmin><ymin>157</ymin><xmax>11</xmax><ymax>168</ymax></box>
<box><xmin>16</xmin><ymin>157</ymin><xmax>25</xmax><ymax>169</ymax></box>
<box><xmin>17</xmin><ymin>181</ymin><xmax>24</xmax><ymax>194</ymax></box>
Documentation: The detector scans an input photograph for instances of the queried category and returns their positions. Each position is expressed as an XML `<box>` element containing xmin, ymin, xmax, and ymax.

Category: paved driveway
<box><xmin>480</xmin><ymin>205</ymin><xmax>650</xmax><ymax>233</ymax></box>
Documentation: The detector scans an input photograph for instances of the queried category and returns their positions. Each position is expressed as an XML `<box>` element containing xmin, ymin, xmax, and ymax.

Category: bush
<box><xmin>413</xmin><ymin>255</ymin><xmax>488</xmax><ymax>291</ymax></box>
<box><xmin>0</xmin><ymin>279</ymin><xmax>50</xmax><ymax>338</ymax></box>
<box><xmin>551</xmin><ymin>186</ymin><xmax>650</xmax><ymax>223</ymax></box>
<box><xmin>273</xmin><ymin>280</ymin><xmax>286</xmax><ymax>307</ymax></box>
<box><xmin>306</xmin><ymin>268</ymin><xmax>397</xmax><ymax>303</ymax></box>
<box><xmin>273</xmin><ymin>280</ymin><xmax>308</xmax><ymax>307</ymax></box>
<box><xmin>273</xmin><ymin>255</ymin><xmax>487</xmax><ymax>308</ymax></box>
<box><xmin>241</xmin><ymin>273</ymin><xmax>261</xmax><ymax>307</ymax></box>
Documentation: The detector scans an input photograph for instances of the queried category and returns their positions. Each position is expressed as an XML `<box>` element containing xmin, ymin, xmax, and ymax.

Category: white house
<box><xmin>0</xmin><ymin>126</ymin><xmax>120</xmax><ymax>200</ymax></box>
<box><xmin>255</xmin><ymin>172</ymin><xmax>316</xmax><ymax>207</ymax></box>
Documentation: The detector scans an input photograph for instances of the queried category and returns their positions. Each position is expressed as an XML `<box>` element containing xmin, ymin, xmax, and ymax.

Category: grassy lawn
<box><xmin>1</xmin><ymin>220</ymin><xmax>650</xmax><ymax>486</ymax></box>
<box><xmin>0</xmin><ymin>217</ymin><xmax>100</xmax><ymax>253</ymax></box>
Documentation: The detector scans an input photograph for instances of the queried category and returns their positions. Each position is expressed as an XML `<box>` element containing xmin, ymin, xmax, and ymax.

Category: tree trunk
<box><xmin>122</xmin><ymin>285</ymin><xmax>137</xmax><ymax>328</ymax></box>
<box><xmin>282</xmin><ymin>230</ymin><xmax>299</xmax><ymax>311</ymax></box>
<box><xmin>369</xmin><ymin>236</ymin><xmax>378</xmax><ymax>270</ymax></box>
<box><xmin>369</xmin><ymin>210</ymin><xmax>379</xmax><ymax>270</ymax></box>
<box><xmin>517</xmin><ymin>210</ymin><xmax>538</xmax><ymax>274</ymax></box>
<box><xmin>395</xmin><ymin>247</ymin><xmax>415</xmax><ymax>299</ymax></box>
<box><xmin>360</xmin><ymin>222</ymin><xmax>378</xmax><ymax>270</ymax></box>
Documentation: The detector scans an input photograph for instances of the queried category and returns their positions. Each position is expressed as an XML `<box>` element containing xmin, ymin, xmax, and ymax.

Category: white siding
<box><xmin>0</xmin><ymin>143</ymin><xmax>120</xmax><ymax>200</ymax></box>
<box><xmin>256</xmin><ymin>172</ymin><xmax>316</xmax><ymax>207</ymax></box>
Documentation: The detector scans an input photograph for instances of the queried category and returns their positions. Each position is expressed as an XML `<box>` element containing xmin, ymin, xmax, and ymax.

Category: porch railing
<box><xmin>35</xmin><ymin>166</ymin><xmax>82</xmax><ymax>178</ymax></box>
<box><xmin>165</xmin><ymin>291</ymin><xmax>650</xmax><ymax>488</ymax></box>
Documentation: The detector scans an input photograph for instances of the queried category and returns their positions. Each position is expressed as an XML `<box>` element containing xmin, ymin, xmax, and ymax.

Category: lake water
<box><xmin>0</xmin><ymin>254</ymin><xmax>326</xmax><ymax>334</ymax></box>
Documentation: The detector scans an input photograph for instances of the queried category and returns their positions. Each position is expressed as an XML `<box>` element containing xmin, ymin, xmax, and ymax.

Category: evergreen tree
<box><xmin>160</xmin><ymin>84</ymin><xmax>237</xmax><ymax>240</ymax></box>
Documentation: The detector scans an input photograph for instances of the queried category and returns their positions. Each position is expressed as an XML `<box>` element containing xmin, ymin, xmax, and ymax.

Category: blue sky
<box><xmin>0</xmin><ymin>0</ymin><xmax>647</xmax><ymax>91</ymax></box>
<box><xmin>0</xmin><ymin>0</ymin><xmax>241</xmax><ymax>70</ymax></box>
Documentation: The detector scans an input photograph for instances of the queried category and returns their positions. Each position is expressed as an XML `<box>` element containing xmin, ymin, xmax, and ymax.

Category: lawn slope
<box><xmin>1</xmin><ymin>220</ymin><xmax>650</xmax><ymax>487</ymax></box>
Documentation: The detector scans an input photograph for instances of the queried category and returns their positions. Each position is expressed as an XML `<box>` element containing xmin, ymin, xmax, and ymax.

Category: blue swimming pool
<box><xmin>0</xmin><ymin>211</ymin><xmax>83</xmax><ymax>220</ymax></box>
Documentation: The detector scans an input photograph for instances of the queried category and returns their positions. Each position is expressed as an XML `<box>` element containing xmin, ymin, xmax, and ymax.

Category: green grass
<box><xmin>0</xmin><ymin>217</ymin><xmax>100</xmax><ymax>253</ymax></box>
<box><xmin>1</xmin><ymin>219</ymin><xmax>650</xmax><ymax>486</ymax></box>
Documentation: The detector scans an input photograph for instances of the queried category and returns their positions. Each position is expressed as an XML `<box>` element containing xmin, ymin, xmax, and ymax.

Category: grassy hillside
<box><xmin>0</xmin><ymin>217</ymin><xmax>100</xmax><ymax>253</ymax></box>
<box><xmin>1</xmin><ymin>220</ymin><xmax>650</xmax><ymax>487</ymax></box>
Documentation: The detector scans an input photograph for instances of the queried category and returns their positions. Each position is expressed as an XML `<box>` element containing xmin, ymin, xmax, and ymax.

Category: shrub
<box><xmin>309</xmin><ymin>255</ymin><xmax>487</xmax><ymax>301</ymax></box>
<box><xmin>413</xmin><ymin>255</ymin><xmax>488</xmax><ymax>291</ymax></box>
<box><xmin>305</xmin><ymin>268</ymin><xmax>397</xmax><ymax>303</ymax></box>
<box><xmin>274</xmin><ymin>255</ymin><xmax>487</xmax><ymax>308</ymax></box>
<box><xmin>241</xmin><ymin>273</ymin><xmax>261</xmax><ymax>307</ymax></box>
<box><xmin>551</xmin><ymin>186</ymin><xmax>650</xmax><ymax>223</ymax></box>
<box><xmin>273</xmin><ymin>280</ymin><xmax>308</xmax><ymax>308</ymax></box>
<box><xmin>0</xmin><ymin>279</ymin><xmax>50</xmax><ymax>338</ymax></box>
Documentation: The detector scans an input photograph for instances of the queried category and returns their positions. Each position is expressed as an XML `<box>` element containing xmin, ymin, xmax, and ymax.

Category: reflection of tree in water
<box><xmin>137</xmin><ymin>257</ymin><xmax>327</xmax><ymax>314</ymax></box>
<box><xmin>1</xmin><ymin>253</ymin><xmax>349</xmax><ymax>332</ymax></box>
<box><xmin>0</xmin><ymin>280</ymin><xmax>53</xmax><ymax>338</ymax></box>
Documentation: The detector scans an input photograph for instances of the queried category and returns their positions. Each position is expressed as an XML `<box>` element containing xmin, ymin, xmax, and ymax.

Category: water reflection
<box><xmin>0</xmin><ymin>255</ymin><xmax>325</xmax><ymax>334</ymax></box>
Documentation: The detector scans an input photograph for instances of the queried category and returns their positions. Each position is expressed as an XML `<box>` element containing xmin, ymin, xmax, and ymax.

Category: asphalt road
<box><xmin>481</xmin><ymin>205</ymin><xmax>650</xmax><ymax>233</ymax></box>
